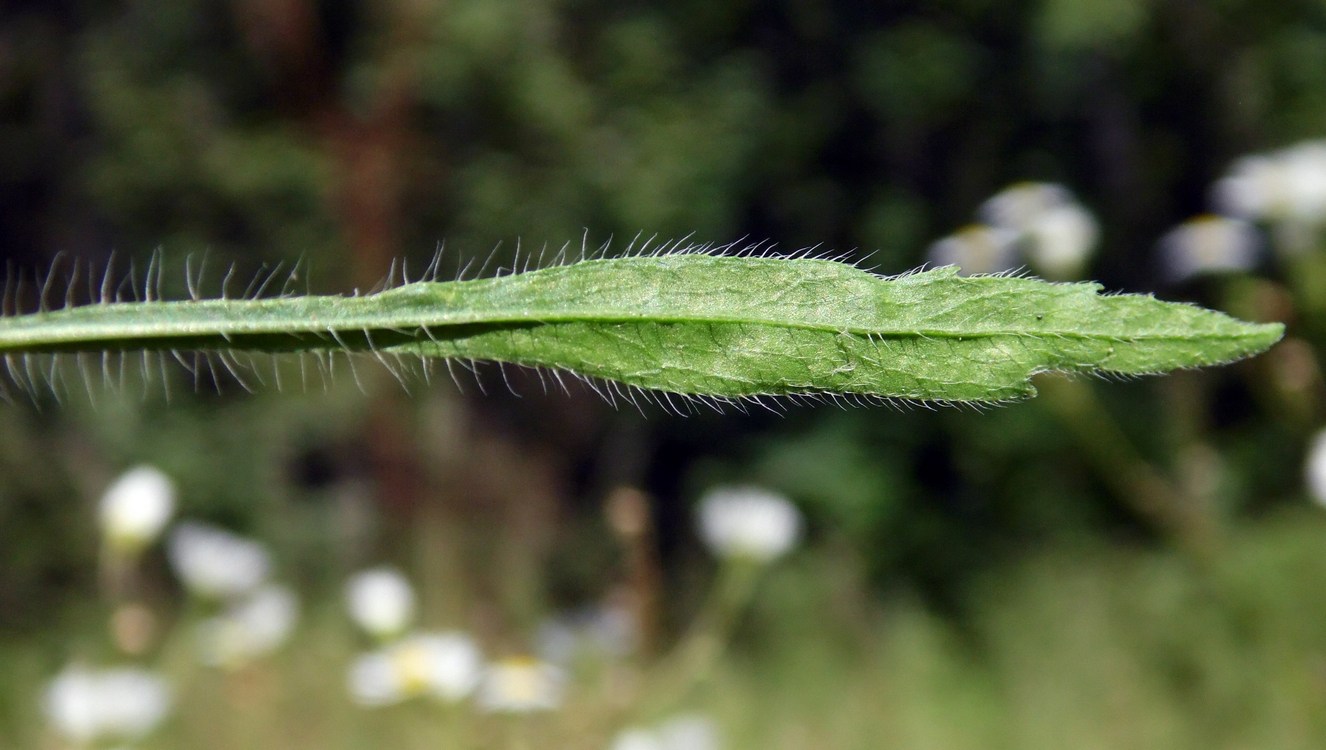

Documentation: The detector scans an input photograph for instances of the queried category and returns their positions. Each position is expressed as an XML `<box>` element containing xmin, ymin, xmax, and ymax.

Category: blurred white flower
<box><xmin>609</xmin><ymin>714</ymin><xmax>721</xmax><ymax>750</ymax></box>
<box><xmin>475</xmin><ymin>656</ymin><xmax>565</xmax><ymax>713</ymax></box>
<box><xmin>978</xmin><ymin>181</ymin><xmax>1076</xmax><ymax>231</ymax></box>
<box><xmin>1280</xmin><ymin>141</ymin><xmax>1326</xmax><ymax>224</ymax></box>
<box><xmin>1157</xmin><ymin>215</ymin><xmax>1261</xmax><ymax>283</ymax></box>
<box><xmin>167</xmin><ymin>521</ymin><xmax>271</xmax><ymax>600</ymax></box>
<box><xmin>98</xmin><ymin>466</ymin><xmax>175</xmax><ymax>555</ymax></box>
<box><xmin>198</xmin><ymin>584</ymin><xmax>299</xmax><ymax>667</ymax></box>
<box><xmin>536</xmin><ymin>601</ymin><xmax>637</xmax><ymax>667</ymax></box>
<box><xmin>697</xmin><ymin>485</ymin><xmax>802</xmax><ymax>563</ymax></box>
<box><xmin>43</xmin><ymin>665</ymin><xmax>171</xmax><ymax>745</ymax></box>
<box><xmin>1022</xmin><ymin>202</ymin><xmax>1099</xmax><ymax>279</ymax></box>
<box><xmin>348</xmin><ymin>631</ymin><xmax>482</xmax><ymax>707</ymax></box>
<box><xmin>970</xmin><ymin>182</ymin><xmax>1099</xmax><ymax>279</ymax></box>
<box><xmin>345</xmin><ymin>567</ymin><xmax>415</xmax><ymax>640</ymax></box>
<box><xmin>1214</xmin><ymin>155</ymin><xmax>1285</xmax><ymax>220</ymax></box>
<box><xmin>1214</xmin><ymin>140</ymin><xmax>1326</xmax><ymax>226</ymax></box>
<box><xmin>656</xmin><ymin>714</ymin><xmax>721</xmax><ymax>750</ymax></box>
<box><xmin>926</xmin><ymin>224</ymin><xmax>1020</xmax><ymax>276</ymax></box>
<box><xmin>1304</xmin><ymin>429</ymin><xmax>1326</xmax><ymax>507</ymax></box>
<box><xmin>611</xmin><ymin>728</ymin><xmax>663</xmax><ymax>750</ymax></box>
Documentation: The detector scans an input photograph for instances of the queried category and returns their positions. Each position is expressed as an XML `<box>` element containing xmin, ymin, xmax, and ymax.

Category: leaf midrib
<box><xmin>0</xmin><ymin>296</ymin><xmax>1272</xmax><ymax>352</ymax></box>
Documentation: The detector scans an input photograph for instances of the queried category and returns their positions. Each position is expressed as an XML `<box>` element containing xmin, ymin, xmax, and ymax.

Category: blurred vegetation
<box><xmin>2</xmin><ymin>0</ymin><xmax>1326</xmax><ymax>746</ymax></box>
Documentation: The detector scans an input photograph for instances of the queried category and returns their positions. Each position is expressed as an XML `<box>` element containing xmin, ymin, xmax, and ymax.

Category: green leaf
<box><xmin>0</xmin><ymin>255</ymin><xmax>1283</xmax><ymax>404</ymax></box>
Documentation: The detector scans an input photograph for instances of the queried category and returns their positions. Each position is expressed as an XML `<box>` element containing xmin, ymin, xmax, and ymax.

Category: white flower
<box><xmin>1157</xmin><ymin>215</ymin><xmax>1261</xmax><ymax>283</ymax></box>
<box><xmin>1213</xmin><ymin>155</ymin><xmax>1281</xmax><ymax>220</ymax></box>
<box><xmin>43</xmin><ymin>665</ymin><xmax>171</xmax><ymax>744</ymax></box>
<box><xmin>98</xmin><ymin>466</ymin><xmax>175</xmax><ymax>554</ymax></box>
<box><xmin>1279</xmin><ymin>141</ymin><xmax>1326</xmax><ymax>224</ymax></box>
<box><xmin>475</xmin><ymin>657</ymin><xmax>565</xmax><ymax>713</ymax></box>
<box><xmin>1214</xmin><ymin>140</ymin><xmax>1326</xmax><ymax>226</ymax></box>
<box><xmin>611</xmin><ymin>728</ymin><xmax>663</xmax><ymax>750</ymax></box>
<box><xmin>609</xmin><ymin>715</ymin><xmax>721</xmax><ymax>750</ymax></box>
<box><xmin>535</xmin><ymin>601</ymin><xmax>637</xmax><ymax>666</ymax></box>
<box><xmin>167</xmin><ymin>521</ymin><xmax>271</xmax><ymax>600</ymax></box>
<box><xmin>348</xmin><ymin>632</ymin><xmax>483</xmax><ymax>707</ymax></box>
<box><xmin>198</xmin><ymin>584</ymin><xmax>299</xmax><ymax>667</ymax></box>
<box><xmin>345</xmin><ymin>567</ymin><xmax>415</xmax><ymax>639</ymax></box>
<box><xmin>928</xmin><ymin>182</ymin><xmax>1100</xmax><ymax>280</ymax></box>
<box><xmin>1022</xmin><ymin>202</ymin><xmax>1099</xmax><ymax>279</ymax></box>
<box><xmin>1305</xmin><ymin>429</ymin><xmax>1326</xmax><ymax>507</ymax></box>
<box><xmin>978</xmin><ymin>182</ymin><xmax>1076</xmax><ymax>231</ymax></box>
<box><xmin>697</xmin><ymin>485</ymin><xmax>802</xmax><ymax>563</ymax></box>
<box><xmin>656</xmin><ymin>715</ymin><xmax>721</xmax><ymax>750</ymax></box>
<box><xmin>926</xmin><ymin>224</ymin><xmax>1021</xmax><ymax>276</ymax></box>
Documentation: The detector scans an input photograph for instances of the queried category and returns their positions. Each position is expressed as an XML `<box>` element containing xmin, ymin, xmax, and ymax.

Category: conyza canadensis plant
<box><xmin>0</xmin><ymin>241</ymin><xmax>1284</xmax><ymax>412</ymax></box>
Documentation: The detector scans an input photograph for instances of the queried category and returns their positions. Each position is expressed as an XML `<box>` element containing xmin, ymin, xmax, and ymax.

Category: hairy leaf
<box><xmin>0</xmin><ymin>255</ymin><xmax>1283</xmax><ymax>404</ymax></box>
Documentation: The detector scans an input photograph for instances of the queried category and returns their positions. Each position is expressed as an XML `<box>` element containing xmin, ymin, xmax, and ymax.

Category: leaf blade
<box><xmin>0</xmin><ymin>255</ymin><xmax>1283</xmax><ymax>403</ymax></box>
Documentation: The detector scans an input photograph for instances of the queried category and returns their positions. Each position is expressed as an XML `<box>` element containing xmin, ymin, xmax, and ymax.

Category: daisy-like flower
<box><xmin>1021</xmin><ymin>202</ymin><xmax>1099</xmax><ymax>280</ymax></box>
<box><xmin>974</xmin><ymin>182</ymin><xmax>1099</xmax><ymax>279</ymax></box>
<box><xmin>1278</xmin><ymin>141</ymin><xmax>1326</xmax><ymax>225</ymax></box>
<box><xmin>611</xmin><ymin>728</ymin><xmax>663</xmax><ymax>750</ymax></box>
<box><xmin>655</xmin><ymin>714</ymin><xmax>721</xmax><ymax>749</ymax></box>
<box><xmin>1157</xmin><ymin>214</ymin><xmax>1261</xmax><ymax>283</ymax></box>
<box><xmin>98</xmin><ymin>466</ymin><xmax>175</xmax><ymax>556</ymax></box>
<box><xmin>348</xmin><ymin>631</ymin><xmax>483</xmax><ymax>707</ymax></box>
<box><xmin>345</xmin><ymin>567</ymin><xmax>416</xmax><ymax>640</ymax></box>
<box><xmin>925</xmin><ymin>224</ymin><xmax>1020</xmax><ymax>276</ymax></box>
<box><xmin>1214</xmin><ymin>140</ymin><xmax>1326</xmax><ymax>227</ymax></box>
<box><xmin>1214</xmin><ymin>154</ymin><xmax>1287</xmax><ymax>221</ymax></box>
<box><xmin>43</xmin><ymin>664</ymin><xmax>171</xmax><ymax>745</ymax></box>
<box><xmin>535</xmin><ymin>601</ymin><xmax>637</xmax><ymax>667</ymax></box>
<box><xmin>978</xmin><ymin>181</ymin><xmax>1076</xmax><ymax>231</ymax></box>
<box><xmin>197</xmin><ymin>584</ymin><xmax>299</xmax><ymax>668</ymax></box>
<box><xmin>609</xmin><ymin>714</ymin><xmax>721</xmax><ymax>750</ymax></box>
<box><xmin>696</xmin><ymin>485</ymin><xmax>802</xmax><ymax>563</ymax></box>
<box><xmin>1304</xmin><ymin>428</ymin><xmax>1326</xmax><ymax>507</ymax></box>
<box><xmin>474</xmin><ymin>656</ymin><xmax>565</xmax><ymax>713</ymax></box>
<box><xmin>167</xmin><ymin>521</ymin><xmax>271</xmax><ymax>600</ymax></box>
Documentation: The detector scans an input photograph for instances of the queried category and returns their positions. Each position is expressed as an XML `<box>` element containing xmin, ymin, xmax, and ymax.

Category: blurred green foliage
<box><xmin>6</xmin><ymin>514</ymin><xmax>1326</xmax><ymax>747</ymax></box>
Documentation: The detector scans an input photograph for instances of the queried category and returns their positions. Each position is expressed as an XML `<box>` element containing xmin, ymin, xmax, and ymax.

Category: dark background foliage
<box><xmin>2</xmin><ymin>4</ymin><xmax>1326</xmax><ymax>742</ymax></box>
